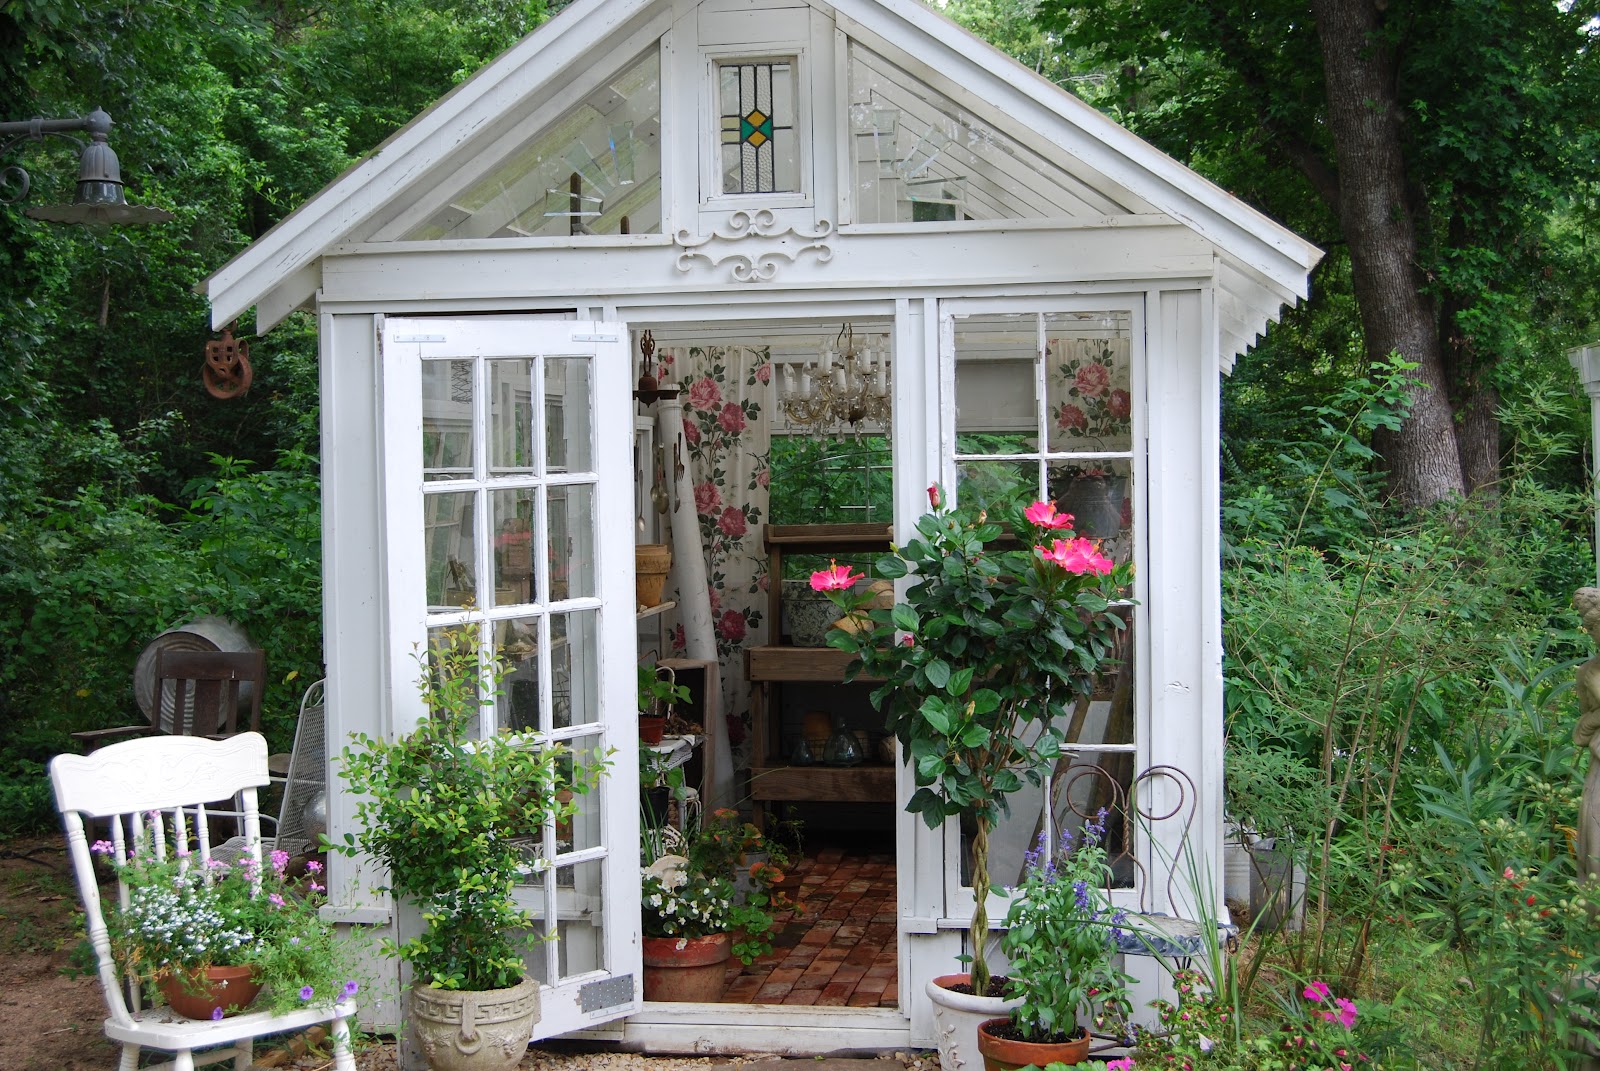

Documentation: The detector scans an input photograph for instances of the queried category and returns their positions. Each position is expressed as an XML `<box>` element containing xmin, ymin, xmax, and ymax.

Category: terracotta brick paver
<box><xmin>722</xmin><ymin>842</ymin><xmax>897</xmax><ymax>1007</ymax></box>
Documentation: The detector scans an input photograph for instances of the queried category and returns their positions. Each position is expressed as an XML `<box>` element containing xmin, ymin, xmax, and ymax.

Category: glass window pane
<box><xmin>956</xmin><ymin>459</ymin><xmax>1036</xmax><ymax>513</ymax></box>
<box><xmin>492</xmin><ymin>488</ymin><xmax>537</xmax><ymax>607</ymax></box>
<box><xmin>1044</xmin><ymin>315</ymin><xmax>1132</xmax><ymax>453</ymax></box>
<box><xmin>556</xmin><ymin>858</ymin><xmax>605</xmax><ymax>979</ymax></box>
<box><xmin>424</xmin><ymin>490</ymin><xmax>478</xmax><ymax>609</ymax></box>
<box><xmin>955</xmin><ymin>314</ymin><xmax>1040</xmax><ymax>442</ymax></box>
<box><xmin>1048</xmin><ymin>458</ymin><xmax>1134</xmax><ymax>564</ymax></box>
<box><xmin>488</xmin><ymin>358</ymin><xmax>537</xmax><ymax>476</ymax></box>
<box><xmin>506</xmin><ymin>919</ymin><xmax>552</xmax><ymax>984</ymax></box>
<box><xmin>422</xmin><ymin>360</ymin><xmax>475</xmax><ymax>481</ymax></box>
<box><xmin>494</xmin><ymin>616</ymin><xmax>543</xmax><ymax>733</ymax></box>
<box><xmin>545</xmin><ymin>356</ymin><xmax>594</xmax><ymax>473</ymax></box>
<box><xmin>548</xmin><ymin>484</ymin><xmax>597</xmax><ymax>601</ymax></box>
<box><xmin>549</xmin><ymin>609</ymin><xmax>600</xmax><ymax>730</ymax></box>
<box><xmin>848</xmin><ymin>39</ymin><xmax>1126</xmax><ymax>224</ymax></box>
<box><xmin>972</xmin><ymin>756</ymin><xmax>1138</xmax><ymax>893</ymax></box>
<box><xmin>402</xmin><ymin>49</ymin><xmax>661</xmax><ymax>240</ymax></box>
<box><xmin>557</xmin><ymin>732</ymin><xmax>605</xmax><ymax>855</ymax></box>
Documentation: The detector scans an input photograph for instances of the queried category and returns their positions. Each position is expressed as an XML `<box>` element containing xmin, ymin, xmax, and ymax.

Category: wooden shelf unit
<box><xmin>747</xmin><ymin>523</ymin><xmax>896</xmax><ymax>826</ymax></box>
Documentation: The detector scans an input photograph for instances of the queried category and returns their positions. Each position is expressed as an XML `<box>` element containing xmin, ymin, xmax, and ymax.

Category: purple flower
<box><xmin>90</xmin><ymin>840</ymin><xmax>115</xmax><ymax>856</ymax></box>
<box><xmin>308</xmin><ymin>880</ymin><xmax>325</xmax><ymax>893</ymax></box>
<box><xmin>305</xmin><ymin>860</ymin><xmax>323</xmax><ymax>874</ymax></box>
<box><xmin>268</xmin><ymin>893</ymin><xmax>286</xmax><ymax>907</ymax></box>
<box><xmin>299</xmin><ymin>985</ymin><xmax>315</xmax><ymax>1001</ymax></box>
<box><xmin>270</xmin><ymin>849</ymin><xmax>291</xmax><ymax>874</ymax></box>
<box><xmin>342</xmin><ymin>980</ymin><xmax>360</xmax><ymax>998</ymax></box>
<box><xmin>211</xmin><ymin>1007</ymin><xmax>225</xmax><ymax>1021</ymax></box>
<box><xmin>1072</xmin><ymin>880</ymin><xmax>1091</xmax><ymax>911</ymax></box>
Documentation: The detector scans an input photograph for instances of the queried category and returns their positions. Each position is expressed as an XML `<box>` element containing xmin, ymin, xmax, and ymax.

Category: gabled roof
<box><xmin>202</xmin><ymin>0</ymin><xmax>1321</xmax><ymax>363</ymax></box>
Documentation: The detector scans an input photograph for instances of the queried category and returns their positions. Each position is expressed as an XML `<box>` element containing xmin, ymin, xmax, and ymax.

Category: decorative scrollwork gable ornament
<box><xmin>202</xmin><ymin>323</ymin><xmax>253</xmax><ymax>400</ymax></box>
<box><xmin>674</xmin><ymin>209</ymin><xmax>834</xmax><ymax>284</ymax></box>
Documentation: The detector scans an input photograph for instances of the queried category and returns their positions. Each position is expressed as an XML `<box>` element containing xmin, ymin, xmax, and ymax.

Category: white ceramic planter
<box><xmin>926</xmin><ymin>973</ymin><xmax>1021</xmax><ymax>1071</ymax></box>
<box><xmin>411</xmin><ymin>976</ymin><xmax>540</xmax><ymax>1071</ymax></box>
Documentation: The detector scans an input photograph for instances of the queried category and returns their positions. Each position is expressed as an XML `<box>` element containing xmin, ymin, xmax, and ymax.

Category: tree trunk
<box><xmin>1311</xmin><ymin>0</ymin><xmax>1466</xmax><ymax>508</ymax></box>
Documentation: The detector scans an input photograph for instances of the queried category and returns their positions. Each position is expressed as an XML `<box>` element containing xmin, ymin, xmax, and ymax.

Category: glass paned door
<box><xmin>383</xmin><ymin>316</ymin><xmax>640</xmax><ymax>1038</ymax></box>
<box><xmin>938</xmin><ymin>299</ymin><xmax>1145</xmax><ymax>923</ymax></box>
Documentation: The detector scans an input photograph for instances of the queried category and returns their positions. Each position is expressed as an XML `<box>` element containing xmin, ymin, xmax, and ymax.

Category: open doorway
<box><xmin>634</xmin><ymin>318</ymin><xmax>902</xmax><ymax>1010</ymax></box>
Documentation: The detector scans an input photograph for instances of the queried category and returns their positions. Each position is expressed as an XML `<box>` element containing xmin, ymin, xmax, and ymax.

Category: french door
<box><xmin>381</xmin><ymin>315</ymin><xmax>642</xmax><ymax>1037</ymax></box>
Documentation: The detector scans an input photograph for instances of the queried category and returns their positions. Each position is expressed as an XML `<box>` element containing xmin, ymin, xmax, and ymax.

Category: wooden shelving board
<box><xmin>748</xmin><ymin>763</ymin><xmax>895</xmax><ymax>803</ymax></box>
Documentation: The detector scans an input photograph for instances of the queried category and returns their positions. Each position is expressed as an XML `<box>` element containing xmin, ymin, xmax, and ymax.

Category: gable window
<box><xmin>717</xmin><ymin>59</ymin><xmax>798</xmax><ymax>195</ymax></box>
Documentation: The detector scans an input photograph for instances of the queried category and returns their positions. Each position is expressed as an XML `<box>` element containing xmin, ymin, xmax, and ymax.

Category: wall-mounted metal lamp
<box><xmin>1</xmin><ymin>107</ymin><xmax>174</xmax><ymax>225</ymax></box>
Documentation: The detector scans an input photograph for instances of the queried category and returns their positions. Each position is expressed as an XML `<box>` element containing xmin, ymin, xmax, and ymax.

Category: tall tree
<box><xmin>1036</xmin><ymin>0</ymin><xmax>1600</xmax><ymax>507</ymax></box>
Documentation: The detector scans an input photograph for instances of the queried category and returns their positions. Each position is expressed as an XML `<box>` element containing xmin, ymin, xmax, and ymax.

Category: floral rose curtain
<box><xmin>654</xmin><ymin>344</ymin><xmax>772</xmax><ymax>772</ymax></box>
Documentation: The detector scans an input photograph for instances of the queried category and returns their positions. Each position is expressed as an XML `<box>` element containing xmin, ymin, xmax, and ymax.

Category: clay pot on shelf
<box><xmin>635</xmin><ymin>544</ymin><xmax>672</xmax><ymax>608</ymax></box>
<box><xmin>639</xmin><ymin>714</ymin><xmax>667</xmax><ymax>745</ymax></box>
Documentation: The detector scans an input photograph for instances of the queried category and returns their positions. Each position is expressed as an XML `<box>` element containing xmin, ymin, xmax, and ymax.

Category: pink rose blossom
<box><xmin>1024</xmin><ymin>500</ymin><xmax>1074</xmax><ymax>530</ymax></box>
<box><xmin>810</xmin><ymin>560</ymin><xmax>864</xmax><ymax>592</ymax></box>
<box><xmin>757</xmin><ymin>469</ymin><xmax>769</xmax><ymax>489</ymax></box>
<box><xmin>1107</xmin><ymin>388</ymin><xmax>1132</xmax><ymax>420</ymax></box>
<box><xmin>755</xmin><ymin>362</ymin><xmax>772</xmax><ymax>384</ymax></box>
<box><xmin>687</xmin><ymin>376</ymin><xmax>721</xmax><ymax>411</ymax></box>
<box><xmin>718</xmin><ymin>507</ymin><xmax>747</xmax><ymax>538</ymax></box>
<box><xmin>1056</xmin><ymin>403</ymin><xmax>1088</xmax><ymax>431</ymax></box>
<box><xmin>1075</xmin><ymin>362</ymin><xmax>1111</xmax><ymax>396</ymax></box>
<box><xmin>718</xmin><ymin>402</ymin><xmax>747</xmax><ymax>435</ymax></box>
<box><xmin>717</xmin><ymin>610</ymin><xmax>747</xmax><ymax>643</ymax></box>
<box><xmin>682</xmin><ymin>420</ymin><xmax>701</xmax><ymax>446</ymax></box>
<box><xmin>927</xmin><ymin>484</ymin><xmax>941</xmax><ymax>509</ymax></box>
<box><xmin>694</xmin><ymin>481</ymin><xmax>721</xmax><ymax>516</ymax></box>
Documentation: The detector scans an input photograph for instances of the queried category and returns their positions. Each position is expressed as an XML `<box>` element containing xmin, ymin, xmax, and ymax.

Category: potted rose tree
<box><xmin>337</xmin><ymin>625</ymin><xmax>604</xmax><ymax>1071</ymax></box>
<box><xmin>814</xmin><ymin>486</ymin><xmax>1132</xmax><ymax>1071</ymax></box>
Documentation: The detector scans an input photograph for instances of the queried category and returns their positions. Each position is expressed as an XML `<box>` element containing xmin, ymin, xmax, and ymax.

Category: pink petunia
<box><xmin>687</xmin><ymin>376</ymin><xmax>721</xmax><ymax>411</ymax></box>
<box><xmin>718</xmin><ymin>402</ymin><xmax>747</xmax><ymax>435</ymax></box>
<box><xmin>1303</xmin><ymin>980</ymin><xmax>1331</xmax><ymax>1002</ymax></box>
<box><xmin>1024</xmin><ymin>500</ymin><xmax>1074</xmax><ymax>530</ymax></box>
<box><xmin>810</xmin><ymin>560</ymin><xmax>864</xmax><ymax>592</ymax></box>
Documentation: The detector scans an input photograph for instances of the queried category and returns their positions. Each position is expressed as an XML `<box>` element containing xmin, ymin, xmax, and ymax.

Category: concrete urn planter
<box><xmin>926</xmin><ymin>974</ymin><xmax>1021</xmax><ymax>1071</ymax></box>
<box><xmin>411</xmin><ymin>976</ymin><xmax>541</xmax><ymax>1071</ymax></box>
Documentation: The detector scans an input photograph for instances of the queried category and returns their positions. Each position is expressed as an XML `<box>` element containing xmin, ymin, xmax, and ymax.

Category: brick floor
<box><xmin>722</xmin><ymin>841</ymin><xmax>897</xmax><ymax>1007</ymax></box>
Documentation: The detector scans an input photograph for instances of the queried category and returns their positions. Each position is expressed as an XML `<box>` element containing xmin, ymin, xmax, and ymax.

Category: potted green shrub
<box><xmin>336</xmin><ymin>624</ymin><xmax>604</xmax><ymax>1071</ymax></box>
<box><xmin>976</xmin><ymin>813</ymin><xmax>1133</xmax><ymax>1069</ymax></box>
<box><xmin>814</xmin><ymin>485</ymin><xmax>1132</xmax><ymax>1071</ymax></box>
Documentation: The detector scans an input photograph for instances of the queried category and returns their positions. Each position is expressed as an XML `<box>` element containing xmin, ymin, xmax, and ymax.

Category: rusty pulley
<box><xmin>203</xmin><ymin>324</ymin><xmax>253</xmax><ymax>399</ymax></box>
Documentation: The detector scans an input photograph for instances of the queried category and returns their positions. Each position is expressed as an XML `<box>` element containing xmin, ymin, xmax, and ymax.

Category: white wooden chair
<box><xmin>50</xmin><ymin>731</ymin><xmax>357</xmax><ymax>1071</ymax></box>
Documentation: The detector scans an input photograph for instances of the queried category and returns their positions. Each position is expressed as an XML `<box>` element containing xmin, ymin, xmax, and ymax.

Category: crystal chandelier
<box><xmin>778</xmin><ymin>325</ymin><xmax>891</xmax><ymax>436</ymax></box>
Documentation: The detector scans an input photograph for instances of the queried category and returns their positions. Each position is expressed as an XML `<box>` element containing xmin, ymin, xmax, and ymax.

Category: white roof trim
<box><xmin>202</xmin><ymin>0</ymin><xmax>1321</xmax><ymax>344</ymax></box>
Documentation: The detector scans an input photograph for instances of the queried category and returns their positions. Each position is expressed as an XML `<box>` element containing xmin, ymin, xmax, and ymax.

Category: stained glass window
<box><xmin>718</xmin><ymin>60</ymin><xmax>798</xmax><ymax>195</ymax></box>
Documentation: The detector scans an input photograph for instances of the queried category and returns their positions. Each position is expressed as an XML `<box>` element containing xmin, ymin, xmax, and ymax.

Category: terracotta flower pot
<box><xmin>639</xmin><ymin>715</ymin><xmax>667</xmax><ymax>745</ymax></box>
<box><xmin>975</xmin><ymin>1016</ymin><xmax>1091</xmax><ymax>1071</ymax></box>
<box><xmin>641</xmin><ymin>932</ymin><xmax>731</xmax><ymax>1002</ymax></box>
<box><xmin>158</xmin><ymin>964</ymin><xmax>262</xmax><ymax>1019</ymax></box>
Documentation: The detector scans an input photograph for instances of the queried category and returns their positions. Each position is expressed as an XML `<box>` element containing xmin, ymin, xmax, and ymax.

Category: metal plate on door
<box><xmin>579</xmin><ymin>974</ymin><xmax>635</xmax><ymax>1013</ymax></box>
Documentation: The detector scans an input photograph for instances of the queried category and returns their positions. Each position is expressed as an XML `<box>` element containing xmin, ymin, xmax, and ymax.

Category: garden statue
<box><xmin>1572</xmin><ymin>587</ymin><xmax>1600</xmax><ymax>886</ymax></box>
